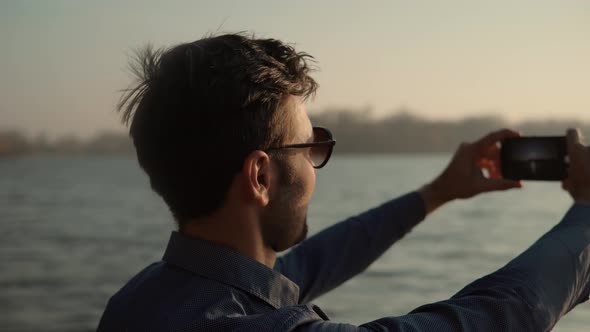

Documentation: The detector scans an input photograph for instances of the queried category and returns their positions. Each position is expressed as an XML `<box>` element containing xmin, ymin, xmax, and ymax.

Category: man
<box><xmin>98</xmin><ymin>33</ymin><xmax>590</xmax><ymax>331</ymax></box>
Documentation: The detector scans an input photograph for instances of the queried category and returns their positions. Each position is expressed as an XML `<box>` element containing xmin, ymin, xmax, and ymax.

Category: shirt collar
<box><xmin>162</xmin><ymin>231</ymin><xmax>300</xmax><ymax>309</ymax></box>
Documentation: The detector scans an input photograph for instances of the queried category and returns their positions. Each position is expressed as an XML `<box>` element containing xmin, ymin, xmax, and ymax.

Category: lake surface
<box><xmin>0</xmin><ymin>154</ymin><xmax>587</xmax><ymax>331</ymax></box>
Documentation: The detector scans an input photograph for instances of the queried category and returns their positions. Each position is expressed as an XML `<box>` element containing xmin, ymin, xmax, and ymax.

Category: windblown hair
<box><xmin>118</xmin><ymin>33</ymin><xmax>318</xmax><ymax>225</ymax></box>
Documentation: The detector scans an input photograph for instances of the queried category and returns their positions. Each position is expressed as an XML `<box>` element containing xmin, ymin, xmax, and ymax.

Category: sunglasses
<box><xmin>266</xmin><ymin>127</ymin><xmax>336</xmax><ymax>169</ymax></box>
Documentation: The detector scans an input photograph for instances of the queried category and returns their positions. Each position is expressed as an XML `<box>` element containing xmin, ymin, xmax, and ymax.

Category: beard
<box><xmin>260</xmin><ymin>157</ymin><xmax>309</xmax><ymax>252</ymax></box>
<box><xmin>262</xmin><ymin>201</ymin><xmax>308</xmax><ymax>252</ymax></box>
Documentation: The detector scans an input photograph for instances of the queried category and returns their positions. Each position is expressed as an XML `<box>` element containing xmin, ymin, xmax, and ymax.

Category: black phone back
<box><xmin>500</xmin><ymin>136</ymin><xmax>568</xmax><ymax>181</ymax></box>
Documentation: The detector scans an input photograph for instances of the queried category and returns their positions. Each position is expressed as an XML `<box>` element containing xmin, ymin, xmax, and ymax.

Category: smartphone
<box><xmin>500</xmin><ymin>136</ymin><xmax>568</xmax><ymax>181</ymax></box>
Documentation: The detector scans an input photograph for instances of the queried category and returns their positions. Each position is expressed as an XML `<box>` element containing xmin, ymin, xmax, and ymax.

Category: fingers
<box><xmin>477</xmin><ymin>143</ymin><xmax>500</xmax><ymax>161</ymax></box>
<box><xmin>567</xmin><ymin>127</ymin><xmax>582</xmax><ymax>145</ymax></box>
<box><xmin>566</xmin><ymin>128</ymin><xmax>588</xmax><ymax>169</ymax></box>
<box><xmin>480</xmin><ymin>178</ymin><xmax>523</xmax><ymax>192</ymax></box>
<box><xmin>477</xmin><ymin>159</ymin><xmax>499</xmax><ymax>177</ymax></box>
<box><xmin>567</xmin><ymin>128</ymin><xmax>585</xmax><ymax>154</ymax></box>
<box><xmin>477</xmin><ymin>144</ymin><xmax>503</xmax><ymax>178</ymax></box>
<box><xmin>562</xmin><ymin>128</ymin><xmax>590</xmax><ymax>203</ymax></box>
<box><xmin>474</xmin><ymin>128</ymin><xmax>521</xmax><ymax>151</ymax></box>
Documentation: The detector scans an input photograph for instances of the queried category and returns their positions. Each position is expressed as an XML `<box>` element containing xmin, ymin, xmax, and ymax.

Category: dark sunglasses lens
<box><xmin>313</xmin><ymin>127</ymin><xmax>330</xmax><ymax>142</ymax></box>
<box><xmin>311</xmin><ymin>128</ymin><xmax>331</xmax><ymax>167</ymax></box>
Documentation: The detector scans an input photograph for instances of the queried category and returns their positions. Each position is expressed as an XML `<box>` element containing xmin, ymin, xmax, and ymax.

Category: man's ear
<box><xmin>242</xmin><ymin>150</ymin><xmax>272</xmax><ymax>207</ymax></box>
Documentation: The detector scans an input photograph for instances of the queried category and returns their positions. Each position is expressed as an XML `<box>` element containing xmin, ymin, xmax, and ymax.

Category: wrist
<box><xmin>419</xmin><ymin>179</ymin><xmax>453</xmax><ymax>215</ymax></box>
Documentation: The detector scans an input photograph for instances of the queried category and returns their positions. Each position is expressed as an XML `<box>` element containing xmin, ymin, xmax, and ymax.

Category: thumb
<box><xmin>567</xmin><ymin>128</ymin><xmax>585</xmax><ymax>163</ymax></box>
<box><xmin>479</xmin><ymin>178</ymin><xmax>523</xmax><ymax>192</ymax></box>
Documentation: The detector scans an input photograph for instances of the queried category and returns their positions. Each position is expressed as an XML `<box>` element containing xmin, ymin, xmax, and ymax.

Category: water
<box><xmin>0</xmin><ymin>154</ymin><xmax>586</xmax><ymax>331</ymax></box>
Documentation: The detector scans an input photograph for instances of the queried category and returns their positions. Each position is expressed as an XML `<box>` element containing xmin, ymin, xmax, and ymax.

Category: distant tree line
<box><xmin>2</xmin><ymin>109</ymin><xmax>588</xmax><ymax>156</ymax></box>
<box><xmin>310</xmin><ymin>109</ymin><xmax>589</xmax><ymax>153</ymax></box>
<box><xmin>0</xmin><ymin>130</ymin><xmax>134</xmax><ymax>156</ymax></box>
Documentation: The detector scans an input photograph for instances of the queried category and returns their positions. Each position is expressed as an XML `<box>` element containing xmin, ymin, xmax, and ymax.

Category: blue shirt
<box><xmin>97</xmin><ymin>192</ymin><xmax>590</xmax><ymax>331</ymax></box>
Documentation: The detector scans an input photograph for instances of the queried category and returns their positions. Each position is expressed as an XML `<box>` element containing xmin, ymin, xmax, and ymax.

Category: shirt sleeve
<box><xmin>275</xmin><ymin>191</ymin><xmax>427</xmax><ymax>304</ymax></box>
<box><xmin>294</xmin><ymin>203</ymin><xmax>590</xmax><ymax>331</ymax></box>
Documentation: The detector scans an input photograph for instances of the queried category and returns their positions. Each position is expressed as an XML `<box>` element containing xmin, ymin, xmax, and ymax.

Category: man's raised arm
<box><xmin>294</xmin><ymin>201</ymin><xmax>590</xmax><ymax>331</ymax></box>
<box><xmin>275</xmin><ymin>190</ymin><xmax>428</xmax><ymax>303</ymax></box>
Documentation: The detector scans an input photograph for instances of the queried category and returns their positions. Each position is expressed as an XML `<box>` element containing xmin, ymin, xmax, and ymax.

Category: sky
<box><xmin>1</xmin><ymin>0</ymin><xmax>589</xmax><ymax>139</ymax></box>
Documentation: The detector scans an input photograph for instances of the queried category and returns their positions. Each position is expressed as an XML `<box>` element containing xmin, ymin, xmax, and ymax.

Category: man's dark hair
<box><xmin>118</xmin><ymin>33</ymin><xmax>318</xmax><ymax>225</ymax></box>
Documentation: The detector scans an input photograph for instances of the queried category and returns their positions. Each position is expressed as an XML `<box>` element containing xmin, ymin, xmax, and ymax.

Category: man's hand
<box><xmin>420</xmin><ymin>128</ymin><xmax>523</xmax><ymax>215</ymax></box>
<box><xmin>562</xmin><ymin>128</ymin><xmax>590</xmax><ymax>205</ymax></box>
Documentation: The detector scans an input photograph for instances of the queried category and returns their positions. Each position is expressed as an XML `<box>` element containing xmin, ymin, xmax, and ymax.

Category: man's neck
<box><xmin>180</xmin><ymin>208</ymin><xmax>277</xmax><ymax>268</ymax></box>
